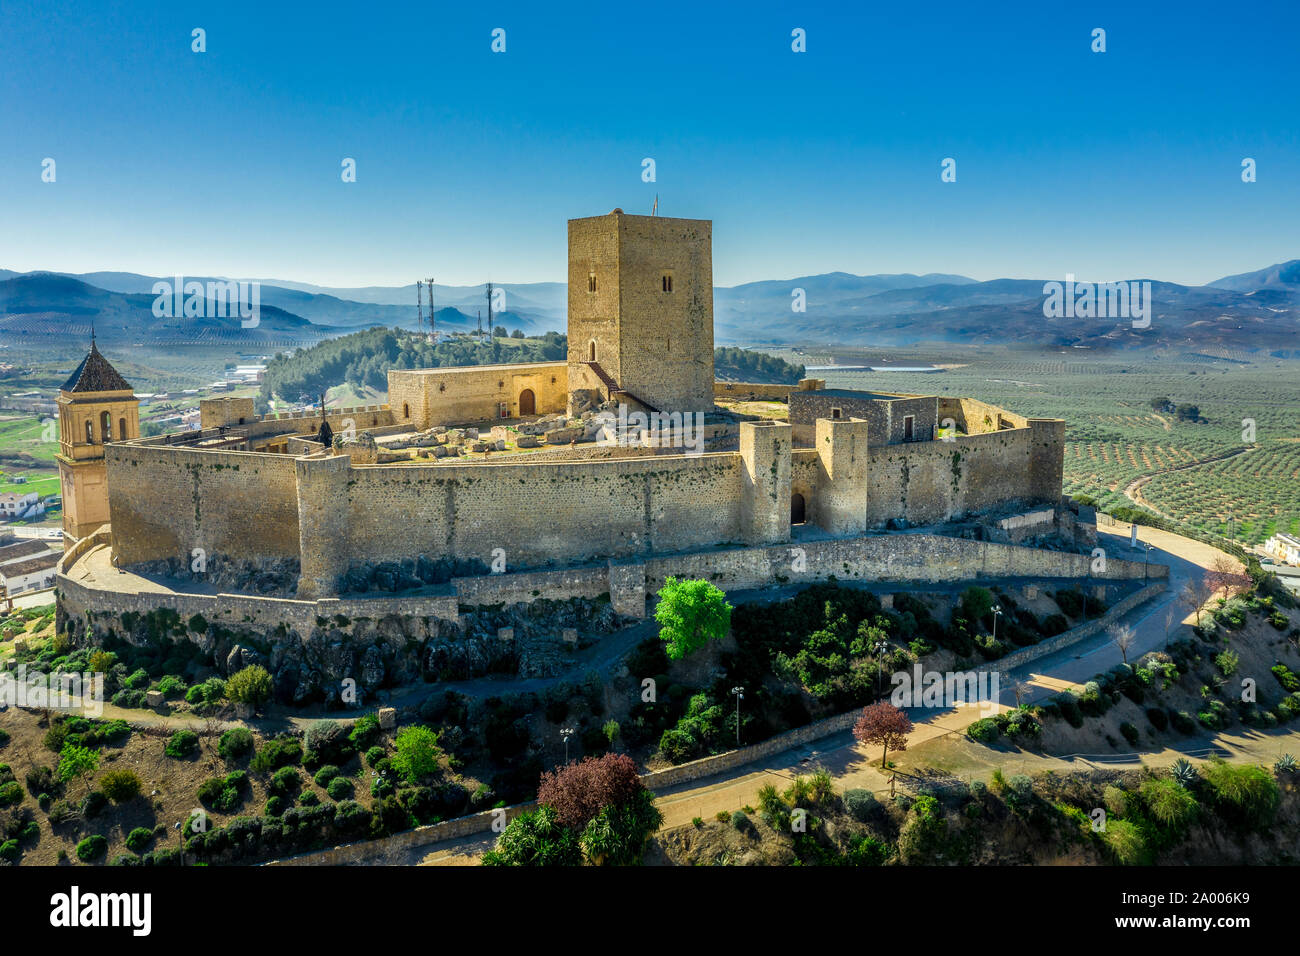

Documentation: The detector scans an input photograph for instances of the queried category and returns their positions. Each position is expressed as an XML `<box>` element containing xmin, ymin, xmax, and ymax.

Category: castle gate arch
<box><xmin>791</xmin><ymin>492</ymin><xmax>807</xmax><ymax>526</ymax></box>
<box><xmin>519</xmin><ymin>388</ymin><xmax>536</xmax><ymax>416</ymax></box>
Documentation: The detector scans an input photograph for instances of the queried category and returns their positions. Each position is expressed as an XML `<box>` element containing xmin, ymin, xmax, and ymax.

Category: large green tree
<box><xmin>654</xmin><ymin>577</ymin><xmax>733</xmax><ymax>661</ymax></box>
<box><xmin>391</xmin><ymin>725</ymin><xmax>442</xmax><ymax>783</ymax></box>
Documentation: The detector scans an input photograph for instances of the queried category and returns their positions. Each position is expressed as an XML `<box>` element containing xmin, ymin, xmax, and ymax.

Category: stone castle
<box><xmin>54</xmin><ymin>210</ymin><xmax>1131</xmax><ymax>699</ymax></box>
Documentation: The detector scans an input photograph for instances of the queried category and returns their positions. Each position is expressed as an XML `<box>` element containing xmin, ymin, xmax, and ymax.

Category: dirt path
<box><xmin>1121</xmin><ymin>444</ymin><xmax>1255</xmax><ymax>519</ymax></box>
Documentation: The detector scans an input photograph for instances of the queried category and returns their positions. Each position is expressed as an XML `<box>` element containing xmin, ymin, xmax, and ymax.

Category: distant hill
<box><xmin>3</xmin><ymin>259</ymin><xmax>1298</xmax><ymax>354</ymax></box>
<box><xmin>0</xmin><ymin>274</ymin><xmax>335</xmax><ymax>346</ymax></box>
<box><xmin>1208</xmin><ymin>259</ymin><xmax>1300</xmax><ymax>293</ymax></box>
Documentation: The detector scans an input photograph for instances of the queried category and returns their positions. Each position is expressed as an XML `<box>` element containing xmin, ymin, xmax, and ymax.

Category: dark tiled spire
<box><xmin>60</xmin><ymin>340</ymin><xmax>132</xmax><ymax>393</ymax></box>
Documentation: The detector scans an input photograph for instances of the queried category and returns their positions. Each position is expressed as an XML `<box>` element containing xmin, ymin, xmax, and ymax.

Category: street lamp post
<box><xmin>992</xmin><ymin>605</ymin><xmax>1003</xmax><ymax>644</ymax></box>
<box><xmin>874</xmin><ymin>639</ymin><xmax>888</xmax><ymax>694</ymax></box>
<box><xmin>560</xmin><ymin>727</ymin><xmax>574</xmax><ymax>764</ymax></box>
<box><xmin>731</xmin><ymin>686</ymin><xmax>744</xmax><ymax>748</ymax></box>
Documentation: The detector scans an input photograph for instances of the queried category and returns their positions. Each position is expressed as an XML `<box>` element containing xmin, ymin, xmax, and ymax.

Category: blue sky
<box><xmin>3</xmin><ymin>0</ymin><xmax>1297</xmax><ymax>288</ymax></box>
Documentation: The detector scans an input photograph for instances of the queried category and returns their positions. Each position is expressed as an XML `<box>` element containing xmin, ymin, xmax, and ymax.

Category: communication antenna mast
<box><xmin>426</xmin><ymin>278</ymin><xmax>436</xmax><ymax>342</ymax></box>
<box><xmin>485</xmin><ymin>281</ymin><xmax>494</xmax><ymax>342</ymax></box>
<box><xmin>477</xmin><ymin>309</ymin><xmax>483</xmax><ymax>343</ymax></box>
<box><xmin>416</xmin><ymin>281</ymin><xmax>424</xmax><ymax>336</ymax></box>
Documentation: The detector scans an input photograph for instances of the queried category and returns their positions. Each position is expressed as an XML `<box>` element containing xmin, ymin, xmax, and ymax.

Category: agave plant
<box><xmin>1275</xmin><ymin>753</ymin><xmax>1297</xmax><ymax>774</ymax></box>
<box><xmin>1171</xmin><ymin>757</ymin><xmax>1197</xmax><ymax>787</ymax></box>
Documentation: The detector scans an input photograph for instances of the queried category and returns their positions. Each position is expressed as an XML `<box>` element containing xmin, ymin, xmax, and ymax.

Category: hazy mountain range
<box><xmin>1</xmin><ymin>261</ymin><xmax>1296</xmax><ymax>353</ymax></box>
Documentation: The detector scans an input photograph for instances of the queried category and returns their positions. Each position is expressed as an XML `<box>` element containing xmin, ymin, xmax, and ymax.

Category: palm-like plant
<box><xmin>1274</xmin><ymin>753</ymin><xmax>1297</xmax><ymax>774</ymax></box>
<box><xmin>1170</xmin><ymin>757</ymin><xmax>1197</xmax><ymax>787</ymax></box>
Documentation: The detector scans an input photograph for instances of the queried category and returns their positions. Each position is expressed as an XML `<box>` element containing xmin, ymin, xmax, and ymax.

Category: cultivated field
<box><xmin>764</xmin><ymin>345</ymin><xmax>1300</xmax><ymax>546</ymax></box>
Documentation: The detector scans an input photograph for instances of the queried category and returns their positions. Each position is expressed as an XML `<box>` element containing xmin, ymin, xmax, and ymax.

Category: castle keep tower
<box><xmin>567</xmin><ymin>210</ymin><xmax>714</xmax><ymax>414</ymax></box>
<box><xmin>56</xmin><ymin>340</ymin><xmax>139</xmax><ymax>540</ymax></box>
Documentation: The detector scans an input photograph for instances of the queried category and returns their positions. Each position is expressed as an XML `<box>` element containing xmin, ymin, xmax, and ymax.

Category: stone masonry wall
<box><xmin>106</xmin><ymin>444</ymin><xmax>302</xmax><ymax>567</ymax></box>
<box><xmin>386</xmin><ymin>362</ymin><xmax>567</xmax><ymax>430</ymax></box>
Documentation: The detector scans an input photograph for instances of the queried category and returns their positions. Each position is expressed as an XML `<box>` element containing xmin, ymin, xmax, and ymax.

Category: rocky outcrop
<box><xmin>338</xmin><ymin>554</ymin><xmax>492</xmax><ymax>594</ymax></box>
<box><xmin>79</xmin><ymin>593</ymin><xmax>631</xmax><ymax>707</ymax></box>
<box><xmin>128</xmin><ymin>555</ymin><xmax>300</xmax><ymax>597</ymax></box>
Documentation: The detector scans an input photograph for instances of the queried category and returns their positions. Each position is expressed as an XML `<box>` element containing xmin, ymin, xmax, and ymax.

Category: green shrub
<box><xmin>1056</xmin><ymin>695</ymin><xmax>1084</xmax><ymax>728</ymax></box>
<box><xmin>1102</xmin><ymin>818</ymin><xmax>1148</xmax><ymax>865</ymax></box>
<box><xmin>313</xmin><ymin>765</ymin><xmax>342</xmax><ymax>787</ymax></box>
<box><xmin>123</xmin><ymin>668</ymin><xmax>150</xmax><ymax>690</ymax></box>
<box><xmin>1202</xmin><ymin>760</ymin><xmax>1281</xmax><ymax>829</ymax></box>
<box><xmin>844</xmin><ymin>833</ymin><xmax>890</xmax><ymax>866</ymax></box>
<box><xmin>99</xmin><ymin>768</ymin><xmax>142</xmax><ymax>803</ymax></box>
<box><xmin>185</xmin><ymin>678</ymin><xmax>226</xmax><ymax>705</ymax></box>
<box><xmin>364</xmin><ymin>745</ymin><xmax>385</xmax><ymax>767</ymax></box>
<box><xmin>1274</xmin><ymin>693</ymin><xmax>1300</xmax><ymax>721</ymax></box>
<box><xmin>348</xmin><ymin>714</ymin><xmax>381</xmax><ymax>750</ymax></box>
<box><xmin>1103</xmin><ymin>784</ymin><xmax>1130</xmax><ymax>818</ymax></box>
<box><xmin>155</xmin><ymin>675</ymin><xmax>186</xmax><ymax>697</ymax></box>
<box><xmin>164</xmin><ymin>730</ymin><xmax>199</xmax><ymax>759</ymax></box>
<box><xmin>250</xmin><ymin>738</ymin><xmax>301</xmax><ymax>772</ymax></box>
<box><xmin>1140</xmin><ymin>778</ymin><xmax>1198</xmax><ymax>830</ymax></box>
<box><xmin>326</xmin><ymin>777</ymin><xmax>353</xmax><ymax>801</ymax></box>
<box><xmin>111</xmin><ymin>689</ymin><xmax>147</xmax><ymax>709</ymax></box>
<box><xmin>197</xmin><ymin>772</ymin><xmax>247</xmax><ymax>813</ymax></box>
<box><xmin>480</xmin><ymin>805</ymin><xmax>582</xmax><ymax>866</ymax></box>
<box><xmin>264</xmin><ymin>796</ymin><xmax>285</xmax><ymax>817</ymax></box>
<box><xmin>1169</xmin><ymin>710</ymin><xmax>1197</xmax><ymax>735</ymax></box>
<box><xmin>0</xmin><ymin>839</ymin><xmax>19</xmax><ymax>862</ymax></box>
<box><xmin>0</xmin><ymin>781</ymin><xmax>22</xmax><ymax>807</ymax></box>
<box><xmin>100</xmin><ymin>719</ymin><xmax>131</xmax><ymax>744</ymax></box>
<box><xmin>81</xmin><ymin>790</ymin><xmax>108</xmax><ymax>818</ymax></box>
<box><xmin>43</xmin><ymin>722</ymin><xmax>68</xmax><ymax>753</ymax></box>
<box><xmin>304</xmin><ymin>720</ymin><xmax>352</xmax><ymax>765</ymax></box>
<box><xmin>226</xmin><ymin>665</ymin><xmax>273</xmax><ymax>708</ymax></box>
<box><xmin>218</xmin><ymin>728</ymin><xmax>254</xmax><ymax>762</ymax></box>
<box><xmin>1145</xmin><ymin>708</ymin><xmax>1169</xmax><ymax>731</ymax></box>
<box><xmin>269</xmin><ymin>767</ymin><xmax>300</xmax><ymax>795</ymax></box>
<box><xmin>125</xmin><ymin>827</ymin><xmax>153</xmax><ymax>853</ymax></box>
<box><xmin>843</xmin><ymin>788</ymin><xmax>878</xmax><ymax>822</ymax></box>
<box><xmin>966</xmin><ymin>718</ymin><xmax>1000</xmax><ymax>743</ymax></box>
<box><xmin>1119</xmin><ymin>722</ymin><xmax>1140</xmax><ymax>746</ymax></box>
<box><xmin>298</xmin><ymin>790</ymin><xmax>320</xmax><ymax>807</ymax></box>
<box><xmin>897</xmin><ymin>795</ymin><xmax>949</xmax><ymax>864</ymax></box>
<box><xmin>76</xmin><ymin>835</ymin><xmax>108</xmax><ymax>862</ymax></box>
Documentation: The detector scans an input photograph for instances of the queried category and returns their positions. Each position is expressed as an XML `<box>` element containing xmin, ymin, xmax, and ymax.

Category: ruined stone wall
<box><xmin>791</xmin><ymin>391</ymin><xmax>937</xmax><ymax>445</ymax></box>
<box><xmin>713</xmin><ymin>381</ymin><xmax>794</xmax><ymax>402</ymax></box>
<box><xmin>387</xmin><ymin>363</ymin><xmax>567</xmax><ymax>430</ymax></box>
<box><xmin>937</xmin><ymin>396</ymin><xmax>1028</xmax><ymax>436</ymax></box>
<box><xmin>864</xmin><ymin>425</ymin><xmax>1056</xmax><ymax>528</ymax></box>
<box><xmin>106</xmin><ymin>444</ymin><xmax>302</xmax><ymax>567</ymax></box>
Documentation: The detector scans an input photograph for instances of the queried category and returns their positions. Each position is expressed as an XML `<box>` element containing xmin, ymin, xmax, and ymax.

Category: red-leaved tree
<box><xmin>536</xmin><ymin>753</ymin><xmax>645</xmax><ymax>829</ymax></box>
<box><xmin>853</xmin><ymin>701</ymin><xmax>914</xmax><ymax>769</ymax></box>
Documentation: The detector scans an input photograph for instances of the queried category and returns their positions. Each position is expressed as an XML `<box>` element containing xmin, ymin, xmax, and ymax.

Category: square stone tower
<box><xmin>567</xmin><ymin>210</ymin><xmax>714</xmax><ymax>414</ymax></box>
<box><xmin>55</xmin><ymin>341</ymin><xmax>140</xmax><ymax>540</ymax></box>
